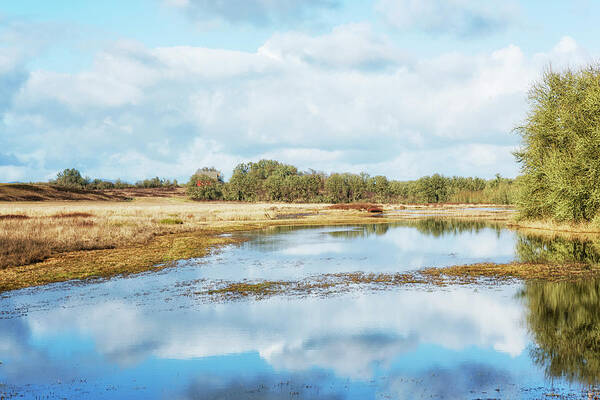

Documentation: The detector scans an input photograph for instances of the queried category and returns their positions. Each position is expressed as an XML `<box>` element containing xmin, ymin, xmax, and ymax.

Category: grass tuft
<box><xmin>160</xmin><ymin>217</ymin><xmax>184</xmax><ymax>225</ymax></box>
<box><xmin>52</xmin><ymin>212</ymin><xmax>94</xmax><ymax>218</ymax></box>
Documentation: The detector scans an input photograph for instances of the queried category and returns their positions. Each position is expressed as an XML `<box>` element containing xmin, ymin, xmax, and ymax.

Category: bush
<box><xmin>186</xmin><ymin>173</ymin><xmax>224</xmax><ymax>200</ymax></box>
<box><xmin>159</xmin><ymin>218</ymin><xmax>184</xmax><ymax>225</ymax></box>
<box><xmin>515</xmin><ymin>66</ymin><xmax>600</xmax><ymax>222</ymax></box>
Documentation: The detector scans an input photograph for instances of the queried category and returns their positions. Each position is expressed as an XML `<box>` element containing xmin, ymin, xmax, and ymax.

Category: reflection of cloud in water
<box><xmin>382</xmin><ymin>228</ymin><xmax>514</xmax><ymax>260</ymax></box>
<box><xmin>0</xmin><ymin>318</ymin><xmax>73</xmax><ymax>384</ymax></box>
<box><xmin>264</xmin><ymin>332</ymin><xmax>418</xmax><ymax>379</ymax></box>
<box><xmin>20</xmin><ymin>287</ymin><xmax>526</xmax><ymax>381</ymax></box>
<box><xmin>182</xmin><ymin>372</ymin><xmax>345</xmax><ymax>400</ymax></box>
<box><xmin>387</xmin><ymin>362</ymin><xmax>517</xmax><ymax>399</ymax></box>
<box><xmin>281</xmin><ymin>243</ymin><xmax>344</xmax><ymax>256</ymax></box>
<box><xmin>28</xmin><ymin>301</ymin><xmax>161</xmax><ymax>367</ymax></box>
<box><xmin>462</xmin><ymin>232</ymin><xmax>515</xmax><ymax>258</ymax></box>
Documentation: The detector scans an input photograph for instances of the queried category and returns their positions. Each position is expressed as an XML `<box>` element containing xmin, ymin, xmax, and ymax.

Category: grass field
<box><xmin>0</xmin><ymin>198</ymin><xmax>327</xmax><ymax>268</ymax></box>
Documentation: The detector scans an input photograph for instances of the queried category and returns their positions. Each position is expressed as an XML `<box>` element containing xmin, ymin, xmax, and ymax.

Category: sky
<box><xmin>0</xmin><ymin>0</ymin><xmax>598</xmax><ymax>182</ymax></box>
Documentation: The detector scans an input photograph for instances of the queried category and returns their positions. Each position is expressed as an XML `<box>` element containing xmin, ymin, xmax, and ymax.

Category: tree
<box><xmin>325</xmin><ymin>173</ymin><xmax>351</xmax><ymax>203</ymax></box>
<box><xmin>515</xmin><ymin>66</ymin><xmax>600</xmax><ymax>223</ymax></box>
<box><xmin>371</xmin><ymin>175</ymin><xmax>390</xmax><ymax>201</ymax></box>
<box><xmin>186</xmin><ymin>171</ymin><xmax>224</xmax><ymax>200</ymax></box>
<box><xmin>53</xmin><ymin>168</ymin><xmax>89</xmax><ymax>188</ymax></box>
<box><xmin>417</xmin><ymin>174</ymin><xmax>448</xmax><ymax>203</ymax></box>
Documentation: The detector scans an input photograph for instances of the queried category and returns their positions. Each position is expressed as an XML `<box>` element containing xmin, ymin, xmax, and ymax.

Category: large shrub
<box><xmin>186</xmin><ymin>173</ymin><xmax>223</xmax><ymax>200</ymax></box>
<box><xmin>515</xmin><ymin>66</ymin><xmax>600</xmax><ymax>223</ymax></box>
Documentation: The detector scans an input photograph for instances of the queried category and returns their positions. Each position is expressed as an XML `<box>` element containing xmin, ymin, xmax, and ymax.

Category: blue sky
<box><xmin>1</xmin><ymin>0</ymin><xmax>598</xmax><ymax>182</ymax></box>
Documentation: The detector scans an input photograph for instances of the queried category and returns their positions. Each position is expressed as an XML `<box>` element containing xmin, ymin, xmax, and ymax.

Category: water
<box><xmin>1</xmin><ymin>219</ymin><xmax>600</xmax><ymax>399</ymax></box>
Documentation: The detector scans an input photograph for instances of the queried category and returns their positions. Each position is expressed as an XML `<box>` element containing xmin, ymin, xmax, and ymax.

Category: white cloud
<box><xmin>24</xmin><ymin>286</ymin><xmax>527</xmax><ymax>378</ymax></box>
<box><xmin>1</xmin><ymin>29</ymin><xmax>593</xmax><ymax>182</ymax></box>
<box><xmin>259</xmin><ymin>23</ymin><xmax>407</xmax><ymax>71</ymax></box>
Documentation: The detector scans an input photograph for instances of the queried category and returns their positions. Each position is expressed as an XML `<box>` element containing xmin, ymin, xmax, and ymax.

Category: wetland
<box><xmin>3</xmin><ymin>218</ymin><xmax>600</xmax><ymax>399</ymax></box>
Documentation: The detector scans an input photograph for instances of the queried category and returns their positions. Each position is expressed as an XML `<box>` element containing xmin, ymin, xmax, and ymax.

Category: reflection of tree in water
<box><xmin>407</xmin><ymin>218</ymin><xmax>502</xmax><ymax>238</ymax></box>
<box><xmin>326</xmin><ymin>219</ymin><xmax>502</xmax><ymax>240</ymax></box>
<box><xmin>516</xmin><ymin>235</ymin><xmax>600</xmax><ymax>265</ymax></box>
<box><xmin>326</xmin><ymin>224</ymin><xmax>390</xmax><ymax>239</ymax></box>
<box><xmin>520</xmin><ymin>280</ymin><xmax>600</xmax><ymax>387</ymax></box>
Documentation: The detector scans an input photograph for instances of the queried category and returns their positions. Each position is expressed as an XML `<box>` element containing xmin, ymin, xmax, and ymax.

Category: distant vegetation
<box><xmin>48</xmin><ymin>163</ymin><xmax>515</xmax><ymax>204</ymax></box>
<box><xmin>51</xmin><ymin>168</ymin><xmax>178</xmax><ymax>190</ymax></box>
<box><xmin>185</xmin><ymin>159</ymin><xmax>515</xmax><ymax>204</ymax></box>
<box><xmin>515</xmin><ymin>65</ymin><xmax>600</xmax><ymax>223</ymax></box>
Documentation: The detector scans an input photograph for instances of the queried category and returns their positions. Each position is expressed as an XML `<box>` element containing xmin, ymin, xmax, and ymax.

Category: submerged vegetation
<box><xmin>202</xmin><ymin>262</ymin><xmax>600</xmax><ymax>302</ymax></box>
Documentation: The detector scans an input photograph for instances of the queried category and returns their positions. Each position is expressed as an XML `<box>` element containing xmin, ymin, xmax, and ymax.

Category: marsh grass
<box><xmin>0</xmin><ymin>200</ymin><xmax>329</xmax><ymax>271</ymax></box>
<box><xmin>159</xmin><ymin>217</ymin><xmax>184</xmax><ymax>225</ymax></box>
<box><xmin>203</xmin><ymin>272</ymin><xmax>433</xmax><ymax>301</ymax></box>
<box><xmin>51</xmin><ymin>212</ymin><xmax>94</xmax><ymax>218</ymax></box>
<box><xmin>509</xmin><ymin>219</ymin><xmax>600</xmax><ymax>235</ymax></box>
<box><xmin>422</xmin><ymin>262</ymin><xmax>600</xmax><ymax>283</ymax></box>
<box><xmin>201</xmin><ymin>263</ymin><xmax>600</xmax><ymax>302</ymax></box>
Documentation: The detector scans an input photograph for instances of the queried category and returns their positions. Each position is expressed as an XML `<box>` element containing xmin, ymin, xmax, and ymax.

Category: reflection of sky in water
<box><xmin>183</xmin><ymin>224</ymin><xmax>517</xmax><ymax>281</ymax></box>
<box><xmin>0</xmin><ymin>223</ymin><xmax>593</xmax><ymax>398</ymax></box>
<box><xmin>0</xmin><ymin>286</ymin><xmax>585</xmax><ymax>399</ymax></box>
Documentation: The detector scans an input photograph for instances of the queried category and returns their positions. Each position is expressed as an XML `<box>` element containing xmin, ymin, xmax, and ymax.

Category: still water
<box><xmin>1</xmin><ymin>220</ymin><xmax>600</xmax><ymax>399</ymax></box>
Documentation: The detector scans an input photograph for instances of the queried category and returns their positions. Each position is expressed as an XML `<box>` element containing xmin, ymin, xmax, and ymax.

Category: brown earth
<box><xmin>0</xmin><ymin>184</ymin><xmax>130</xmax><ymax>201</ymax></box>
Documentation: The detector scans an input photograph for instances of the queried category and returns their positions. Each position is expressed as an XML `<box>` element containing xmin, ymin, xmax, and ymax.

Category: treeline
<box><xmin>51</xmin><ymin>168</ymin><xmax>178</xmax><ymax>190</ymax></box>
<box><xmin>187</xmin><ymin>160</ymin><xmax>516</xmax><ymax>204</ymax></box>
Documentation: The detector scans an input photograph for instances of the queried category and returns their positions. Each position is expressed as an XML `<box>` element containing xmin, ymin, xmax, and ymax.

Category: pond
<box><xmin>2</xmin><ymin>219</ymin><xmax>600</xmax><ymax>399</ymax></box>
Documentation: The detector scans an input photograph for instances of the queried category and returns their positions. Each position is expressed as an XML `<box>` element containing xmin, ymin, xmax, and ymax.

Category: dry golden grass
<box><xmin>384</xmin><ymin>203</ymin><xmax>515</xmax><ymax>221</ymax></box>
<box><xmin>0</xmin><ymin>199</ymin><xmax>329</xmax><ymax>270</ymax></box>
<box><xmin>328</xmin><ymin>203</ymin><xmax>383</xmax><ymax>212</ymax></box>
<box><xmin>508</xmin><ymin>219</ymin><xmax>600</xmax><ymax>235</ymax></box>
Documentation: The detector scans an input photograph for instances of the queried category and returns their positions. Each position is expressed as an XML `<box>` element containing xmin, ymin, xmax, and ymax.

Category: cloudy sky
<box><xmin>0</xmin><ymin>0</ymin><xmax>598</xmax><ymax>182</ymax></box>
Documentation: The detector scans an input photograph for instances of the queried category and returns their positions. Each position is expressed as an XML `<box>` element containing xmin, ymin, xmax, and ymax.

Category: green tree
<box><xmin>53</xmin><ymin>168</ymin><xmax>89</xmax><ymax>188</ymax></box>
<box><xmin>515</xmin><ymin>66</ymin><xmax>600</xmax><ymax>223</ymax></box>
<box><xmin>417</xmin><ymin>174</ymin><xmax>448</xmax><ymax>203</ymax></box>
<box><xmin>370</xmin><ymin>175</ymin><xmax>390</xmax><ymax>201</ymax></box>
<box><xmin>325</xmin><ymin>173</ymin><xmax>351</xmax><ymax>203</ymax></box>
<box><xmin>186</xmin><ymin>172</ymin><xmax>224</xmax><ymax>200</ymax></box>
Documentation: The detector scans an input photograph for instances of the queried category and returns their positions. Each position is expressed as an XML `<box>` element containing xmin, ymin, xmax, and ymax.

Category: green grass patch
<box><xmin>159</xmin><ymin>217</ymin><xmax>184</xmax><ymax>225</ymax></box>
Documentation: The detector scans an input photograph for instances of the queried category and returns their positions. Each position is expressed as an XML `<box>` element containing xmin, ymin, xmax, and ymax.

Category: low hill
<box><xmin>101</xmin><ymin>186</ymin><xmax>185</xmax><ymax>198</ymax></box>
<box><xmin>0</xmin><ymin>184</ymin><xmax>131</xmax><ymax>201</ymax></box>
